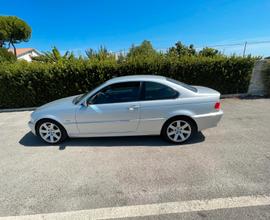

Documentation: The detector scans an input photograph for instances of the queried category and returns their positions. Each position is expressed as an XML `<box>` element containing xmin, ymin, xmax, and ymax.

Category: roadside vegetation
<box><xmin>0</xmin><ymin>16</ymin><xmax>257</xmax><ymax>108</ymax></box>
<box><xmin>0</xmin><ymin>16</ymin><xmax>31</xmax><ymax>56</ymax></box>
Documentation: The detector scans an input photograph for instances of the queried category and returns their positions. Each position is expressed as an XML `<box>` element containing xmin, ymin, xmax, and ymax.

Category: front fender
<box><xmin>32</xmin><ymin>114</ymin><xmax>79</xmax><ymax>137</ymax></box>
<box><xmin>34</xmin><ymin>114</ymin><xmax>64</xmax><ymax>126</ymax></box>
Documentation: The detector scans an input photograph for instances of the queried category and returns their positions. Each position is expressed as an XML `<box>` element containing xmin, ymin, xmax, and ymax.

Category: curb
<box><xmin>0</xmin><ymin>107</ymin><xmax>36</xmax><ymax>113</ymax></box>
<box><xmin>220</xmin><ymin>93</ymin><xmax>247</xmax><ymax>99</ymax></box>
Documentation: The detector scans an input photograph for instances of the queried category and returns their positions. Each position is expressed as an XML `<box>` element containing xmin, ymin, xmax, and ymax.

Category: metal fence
<box><xmin>72</xmin><ymin>40</ymin><xmax>270</xmax><ymax>58</ymax></box>
<box><xmin>194</xmin><ymin>40</ymin><xmax>270</xmax><ymax>57</ymax></box>
<box><xmin>113</xmin><ymin>41</ymin><xmax>270</xmax><ymax>57</ymax></box>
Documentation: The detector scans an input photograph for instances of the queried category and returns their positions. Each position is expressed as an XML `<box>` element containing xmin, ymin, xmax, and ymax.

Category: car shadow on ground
<box><xmin>19</xmin><ymin>132</ymin><xmax>205</xmax><ymax>150</ymax></box>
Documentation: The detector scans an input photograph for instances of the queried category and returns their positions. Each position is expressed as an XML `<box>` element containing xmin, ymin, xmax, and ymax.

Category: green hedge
<box><xmin>0</xmin><ymin>48</ymin><xmax>16</xmax><ymax>62</ymax></box>
<box><xmin>0</xmin><ymin>56</ymin><xmax>255</xmax><ymax>108</ymax></box>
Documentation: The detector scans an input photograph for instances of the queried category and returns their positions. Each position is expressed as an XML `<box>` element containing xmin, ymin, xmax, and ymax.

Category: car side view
<box><xmin>28</xmin><ymin>75</ymin><xmax>223</xmax><ymax>144</ymax></box>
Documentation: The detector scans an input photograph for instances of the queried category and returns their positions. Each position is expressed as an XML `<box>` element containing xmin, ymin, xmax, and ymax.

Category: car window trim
<box><xmin>87</xmin><ymin>81</ymin><xmax>143</xmax><ymax>105</ymax></box>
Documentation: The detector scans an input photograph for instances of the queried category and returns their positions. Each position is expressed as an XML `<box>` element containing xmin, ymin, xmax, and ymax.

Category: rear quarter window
<box><xmin>166</xmin><ymin>78</ymin><xmax>197</xmax><ymax>93</ymax></box>
<box><xmin>143</xmin><ymin>81</ymin><xmax>179</xmax><ymax>100</ymax></box>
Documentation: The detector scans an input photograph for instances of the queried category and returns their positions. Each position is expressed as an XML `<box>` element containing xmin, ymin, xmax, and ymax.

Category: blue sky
<box><xmin>2</xmin><ymin>0</ymin><xmax>270</xmax><ymax>55</ymax></box>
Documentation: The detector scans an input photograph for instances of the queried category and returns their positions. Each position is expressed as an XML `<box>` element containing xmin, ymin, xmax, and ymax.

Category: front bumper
<box><xmin>28</xmin><ymin>121</ymin><xmax>36</xmax><ymax>135</ymax></box>
<box><xmin>193</xmin><ymin>110</ymin><xmax>223</xmax><ymax>131</ymax></box>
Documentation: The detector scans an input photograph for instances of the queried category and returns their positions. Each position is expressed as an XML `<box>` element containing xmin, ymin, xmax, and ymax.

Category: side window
<box><xmin>143</xmin><ymin>82</ymin><xmax>179</xmax><ymax>101</ymax></box>
<box><xmin>91</xmin><ymin>82</ymin><xmax>140</xmax><ymax>104</ymax></box>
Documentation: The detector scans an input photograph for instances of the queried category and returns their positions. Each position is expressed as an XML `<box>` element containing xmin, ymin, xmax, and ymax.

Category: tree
<box><xmin>32</xmin><ymin>47</ymin><xmax>74</xmax><ymax>63</ymax></box>
<box><xmin>168</xmin><ymin>41</ymin><xmax>196</xmax><ymax>57</ymax></box>
<box><xmin>127</xmin><ymin>40</ymin><xmax>158</xmax><ymax>58</ymax></box>
<box><xmin>86</xmin><ymin>46</ymin><xmax>114</xmax><ymax>60</ymax></box>
<box><xmin>199</xmin><ymin>47</ymin><xmax>220</xmax><ymax>57</ymax></box>
<box><xmin>0</xmin><ymin>16</ymin><xmax>31</xmax><ymax>56</ymax></box>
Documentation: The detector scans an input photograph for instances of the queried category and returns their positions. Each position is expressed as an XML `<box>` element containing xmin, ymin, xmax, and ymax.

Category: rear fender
<box><xmin>167</xmin><ymin>109</ymin><xmax>195</xmax><ymax>119</ymax></box>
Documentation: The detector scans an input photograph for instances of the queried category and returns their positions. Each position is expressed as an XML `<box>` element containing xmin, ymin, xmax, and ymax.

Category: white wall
<box><xmin>17</xmin><ymin>50</ymin><xmax>40</xmax><ymax>62</ymax></box>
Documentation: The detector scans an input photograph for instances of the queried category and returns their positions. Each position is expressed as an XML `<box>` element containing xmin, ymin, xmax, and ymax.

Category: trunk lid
<box><xmin>193</xmin><ymin>86</ymin><xmax>221</xmax><ymax>97</ymax></box>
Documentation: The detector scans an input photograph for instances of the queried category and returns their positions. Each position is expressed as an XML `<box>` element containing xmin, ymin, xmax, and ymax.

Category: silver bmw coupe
<box><xmin>28</xmin><ymin>75</ymin><xmax>223</xmax><ymax>144</ymax></box>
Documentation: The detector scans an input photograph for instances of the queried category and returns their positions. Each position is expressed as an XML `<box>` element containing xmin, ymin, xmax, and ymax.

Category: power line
<box><xmin>70</xmin><ymin>40</ymin><xmax>270</xmax><ymax>56</ymax></box>
<box><xmin>195</xmin><ymin>40</ymin><xmax>270</xmax><ymax>49</ymax></box>
<box><xmin>111</xmin><ymin>40</ymin><xmax>270</xmax><ymax>55</ymax></box>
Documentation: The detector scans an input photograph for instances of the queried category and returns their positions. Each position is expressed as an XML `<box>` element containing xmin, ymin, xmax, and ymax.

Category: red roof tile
<box><xmin>8</xmin><ymin>48</ymin><xmax>35</xmax><ymax>56</ymax></box>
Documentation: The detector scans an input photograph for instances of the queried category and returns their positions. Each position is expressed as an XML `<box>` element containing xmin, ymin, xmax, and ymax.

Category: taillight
<box><xmin>215</xmin><ymin>102</ymin><xmax>221</xmax><ymax>110</ymax></box>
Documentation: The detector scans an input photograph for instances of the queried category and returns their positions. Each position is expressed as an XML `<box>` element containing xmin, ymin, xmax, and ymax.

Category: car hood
<box><xmin>36</xmin><ymin>95</ymin><xmax>78</xmax><ymax>111</ymax></box>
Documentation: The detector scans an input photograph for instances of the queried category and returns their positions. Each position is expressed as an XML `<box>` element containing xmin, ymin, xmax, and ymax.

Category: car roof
<box><xmin>107</xmin><ymin>75</ymin><xmax>166</xmax><ymax>84</ymax></box>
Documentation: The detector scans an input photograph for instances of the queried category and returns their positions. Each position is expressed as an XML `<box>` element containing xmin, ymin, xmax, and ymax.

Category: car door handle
<box><xmin>128</xmin><ymin>105</ymin><xmax>140</xmax><ymax>111</ymax></box>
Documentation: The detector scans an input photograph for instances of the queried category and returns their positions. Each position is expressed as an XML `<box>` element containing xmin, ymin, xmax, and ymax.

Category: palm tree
<box><xmin>32</xmin><ymin>46</ymin><xmax>74</xmax><ymax>62</ymax></box>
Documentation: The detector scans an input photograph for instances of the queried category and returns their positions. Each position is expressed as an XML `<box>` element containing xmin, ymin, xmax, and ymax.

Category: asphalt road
<box><xmin>0</xmin><ymin>98</ymin><xmax>270</xmax><ymax>219</ymax></box>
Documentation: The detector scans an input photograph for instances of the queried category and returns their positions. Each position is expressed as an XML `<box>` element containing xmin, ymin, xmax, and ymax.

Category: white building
<box><xmin>8</xmin><ymin>48</ymin><xmax>41</xmax><ymax>62</ymax></box>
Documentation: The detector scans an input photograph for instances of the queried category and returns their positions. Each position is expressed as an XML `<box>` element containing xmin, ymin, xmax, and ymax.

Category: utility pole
<box><xmin>222</xmin><ymin>48</ymin><xmax>225</xmax><ymax>55</ymax></box>
<box><xmin>243</xmin><ymin>41</ymin><xmax>247</xmax><ymax>57</ymax></box>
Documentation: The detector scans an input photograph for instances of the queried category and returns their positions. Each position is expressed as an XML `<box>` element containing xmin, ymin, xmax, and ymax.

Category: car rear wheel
<box><xmin>37</xmin><ymin>120</ymin><xmax>67</xmax><ymax>144</ymax></box>
<box><xmin>161</xmin><ymin>117</ymin><xmax>197</xmax><ymax>144</ymax></box>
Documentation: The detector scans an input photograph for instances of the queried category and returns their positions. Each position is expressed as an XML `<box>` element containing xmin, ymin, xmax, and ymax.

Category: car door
<box><xmin>76</xmin><ymin>81</ymin><xmax>141</xmax><ymax>135</ymax></box>
<box><xmin>137</xmin><ymin>81</ymin><xmax>180</xmax><ymax>133</ymax></box>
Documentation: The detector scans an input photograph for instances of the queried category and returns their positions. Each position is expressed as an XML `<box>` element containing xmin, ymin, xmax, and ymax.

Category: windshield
<box><xmin>72</xmin><ymin>92</ymin><xmax>89</xmax><ymax>104</ymax></box>
<box><xmin>166</xmin><ymin>77</ymin><xmax>197</xmax><ymax>92</ymax></box>
<box><xmin>72</xmin><ymin>82</ymin><xmax>107</xmax><ymax>104</ymax></box>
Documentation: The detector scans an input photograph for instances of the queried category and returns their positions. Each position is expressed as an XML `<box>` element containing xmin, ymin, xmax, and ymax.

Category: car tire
<box><xmin>161</xmin><ymin>117</ymin><xmax>197</xmax><ymax>144</ymax></box>
<box><xmin>36</xmin><ymin>119</ymin><xmax>68</xmax><ymax>144</ymax></box>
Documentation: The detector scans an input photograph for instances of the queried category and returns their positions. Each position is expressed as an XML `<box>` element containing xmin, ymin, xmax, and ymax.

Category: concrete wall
<box><xmin>248</xmin><ymin>59</ymin><xmax>268</xmax><ymax>96</ymax></box>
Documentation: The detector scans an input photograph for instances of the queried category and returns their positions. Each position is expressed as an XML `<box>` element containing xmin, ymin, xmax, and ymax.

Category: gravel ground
<box><xmin>0</xmin><ymin>98</ymin><xmax>269</xmax><ymax>219</ymax></box>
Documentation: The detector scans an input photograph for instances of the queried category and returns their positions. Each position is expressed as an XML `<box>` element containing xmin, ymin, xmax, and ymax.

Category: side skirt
<box><xmin>68</xmin><ymin>131</ymin><xmax>159</xmax><ymax>138</ymax></box>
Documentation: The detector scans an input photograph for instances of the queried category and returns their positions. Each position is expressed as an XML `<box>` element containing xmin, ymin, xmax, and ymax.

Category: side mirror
<box><xmin>81</xmin><ymin>100</ymin><xmax>89</xmax><ymax>107</ymax></box>
<box><xmin>81</xmin><ymin>92</ymin><xmax>101</xmax><ymax>107</ymax></box>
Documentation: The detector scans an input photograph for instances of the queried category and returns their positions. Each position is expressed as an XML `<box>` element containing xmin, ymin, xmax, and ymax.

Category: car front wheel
<box><xmin>36</xmin><ymin>120</ymin><xmax>67</xmax><ymax>144</ymax></box>
<box><xmin>162</xmin><ymin>117</ymin><xmax>197</xmax><ymax>144</ymax></box>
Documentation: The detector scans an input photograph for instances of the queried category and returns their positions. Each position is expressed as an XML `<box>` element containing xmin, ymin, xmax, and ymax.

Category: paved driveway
<box><xmin>0</xmin><ymin>98</ymin><xmax>270</xmax><ymax>219</ymax></box>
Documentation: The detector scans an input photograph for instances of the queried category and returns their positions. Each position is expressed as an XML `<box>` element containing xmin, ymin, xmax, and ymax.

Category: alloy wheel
<box><xmin>166</xmin><ymin>120</ymin><xmax>192</xmax><ymax>143</ymax></box>
<box><xmin>39</xmin><ymin>122</ymin><xmax>62</xmax><ymax>144</ymax></box>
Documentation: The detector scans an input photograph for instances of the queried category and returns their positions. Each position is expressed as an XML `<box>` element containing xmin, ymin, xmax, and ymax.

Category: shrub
<box><xmin>0</xmin><ymin>48</ymin><xmax>16</xmax><ymax>62</ymax></box>
<box><xmin>117</xmin><ymin>55</ymin><xmax>255</xmax><ymax>94</ymax></box>
<box><xmin>0</xmin><ymin>55</ymin><xmax>256</xmax><ymax>108</ymax></box>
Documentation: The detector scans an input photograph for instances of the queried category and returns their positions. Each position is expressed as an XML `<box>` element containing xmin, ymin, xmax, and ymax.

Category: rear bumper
<box><xmin>28</xmin><ymin>121</ymin><xmax>36</xmax><ymax>135</ymax></box>
<box><xmin>193</xmin><ymin>110</ymin><xmax>223</xmax><ymax>131</ymax></box>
